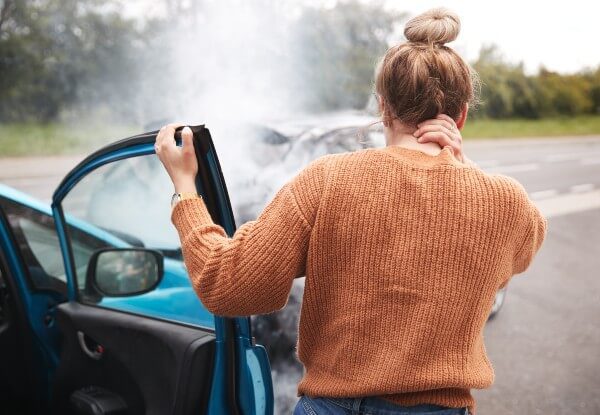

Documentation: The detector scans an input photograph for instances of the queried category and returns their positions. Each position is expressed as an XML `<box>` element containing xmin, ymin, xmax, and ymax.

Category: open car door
<box><xmin>49</xmin><ymin>126</ymin><xmax>273</xmax><ymax>415</ymax></box>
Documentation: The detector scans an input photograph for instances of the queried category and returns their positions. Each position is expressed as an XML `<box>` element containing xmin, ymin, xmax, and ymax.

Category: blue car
<box><xmin>0</xmin><ymin>126</ymin><xmax>273</xmax><ymax>414</ymax></box>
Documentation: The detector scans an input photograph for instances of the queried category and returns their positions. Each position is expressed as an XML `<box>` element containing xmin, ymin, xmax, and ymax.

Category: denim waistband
<box><xmin>324</xmin><ymin>397</ymin><xmax>468</xmax><ymax>414</ymax></box>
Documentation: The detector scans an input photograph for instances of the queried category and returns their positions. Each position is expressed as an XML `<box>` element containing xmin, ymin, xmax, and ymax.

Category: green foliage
<box><xmin>0</xmin><ymin>0</ymin><xmax>140</xmax><ymax>123</ymax></box>
<box><xmin>471</xmin><ymin>45</ymin><xmax>599</xmax><ymax>119</ymax></box>
<box><xmin>0</xmin><ymin>121</ymin><xmax>137</xmax><ymax>156</ymax></box>
<box><xmin>0</xmin><ymin>1</ymin><xmax>599</xmax><ymax>123</ymax></box>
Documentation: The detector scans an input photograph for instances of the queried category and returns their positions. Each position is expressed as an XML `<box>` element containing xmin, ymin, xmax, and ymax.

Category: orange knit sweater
<box><xmin>171</xmin><ymin>145</ymin><xmax>547</xmax><ymax>413</ymax></box>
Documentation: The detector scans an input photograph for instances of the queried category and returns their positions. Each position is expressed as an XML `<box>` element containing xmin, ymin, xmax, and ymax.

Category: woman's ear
<box><xmin>379</xmin><ymin>98</ymin><xmax>393</xmax><ymax>128</ymax></box>
<box><xmin>456</xmin><ymin>103</ymin><xmax>469</xmax><ymax>130</ymax></box>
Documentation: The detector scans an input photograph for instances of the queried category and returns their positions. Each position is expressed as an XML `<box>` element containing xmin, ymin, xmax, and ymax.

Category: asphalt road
<box><xmin>0</xmin><ymin>154</ymin><xmax>82</xmax><ymax>202</ymax></box>
<box><xmin>465</xmin><ymin>137</ymin><xmax>600</xmax><ymax>414</ymax></box>
<box><xmin>1</xmin><ymin>136</ymin><xmax>599</xmax><ymax>414</ymax></box>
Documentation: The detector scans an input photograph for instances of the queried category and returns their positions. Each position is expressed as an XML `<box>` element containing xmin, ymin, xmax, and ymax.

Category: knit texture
<box><xmin>171</xmin><ymin>145</ymin><xmax>547</xmax><ymax>413</ymax></box>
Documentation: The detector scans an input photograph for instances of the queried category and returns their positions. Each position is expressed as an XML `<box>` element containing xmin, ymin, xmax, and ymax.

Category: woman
<box><xmin>155</xmin><ymin>8</ymin><xmax>546</xmax><ymax>415</ymax></box>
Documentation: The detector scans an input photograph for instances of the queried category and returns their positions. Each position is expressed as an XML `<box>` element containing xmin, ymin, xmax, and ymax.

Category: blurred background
<box><xmin>1</xmin><ymin>0</ymin><xmax>599</xmax><ymax>414</ymax></box>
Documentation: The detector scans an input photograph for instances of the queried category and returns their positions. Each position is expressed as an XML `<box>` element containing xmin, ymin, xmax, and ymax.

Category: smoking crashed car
<box><xmin>0</xmin><ymin>114</ymin><xmax>506</xmax><ymax>415</ymax></box>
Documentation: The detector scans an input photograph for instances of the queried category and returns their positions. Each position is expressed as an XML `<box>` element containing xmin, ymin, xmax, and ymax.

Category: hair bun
<box><xmin>404</xmin><ymin>8</ymin><xmax>460</xmax><ymax>46</ymax></box>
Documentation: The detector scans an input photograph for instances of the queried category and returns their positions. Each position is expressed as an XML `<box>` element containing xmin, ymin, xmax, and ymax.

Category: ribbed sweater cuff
<box><xmin>171</xmin><ymin>197</ymin><xmax>215</xmax><ymax>241</ymax></box>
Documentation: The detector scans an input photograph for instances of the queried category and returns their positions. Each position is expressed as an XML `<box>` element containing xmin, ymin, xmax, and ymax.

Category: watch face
<box><xmin>171</xmin><ymin>193</ymin><xmax>180</xmax><ymax>207</ymax></box>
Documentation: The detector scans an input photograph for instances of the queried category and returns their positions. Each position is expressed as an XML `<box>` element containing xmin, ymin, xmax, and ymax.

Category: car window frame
<box><xmin>0</xmin><ymin>197</ymin><xmax>68</xmax><ymax>296</ymax></box>
<box><xmin>0</xmin><ymin>196</ymin><xmax>120</xmax><ymax>297</ymax></box>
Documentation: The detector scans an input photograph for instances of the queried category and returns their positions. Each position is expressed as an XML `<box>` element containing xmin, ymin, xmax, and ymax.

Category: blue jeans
<box><xmin>293</xmin><ymin>396</ymin><xmax>469</xmax><ymax>415</ymax></box>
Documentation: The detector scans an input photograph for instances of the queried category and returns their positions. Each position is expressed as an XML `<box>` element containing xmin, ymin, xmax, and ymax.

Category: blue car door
<box><xmin>3</xmin><ymin>126</ymin><xmax>273</xmax><ymax>414</ymax></box>
<box><xmin>0</xmin><ymin>182</ymin><xmax>71</xmax><ymax>412</ymax></box>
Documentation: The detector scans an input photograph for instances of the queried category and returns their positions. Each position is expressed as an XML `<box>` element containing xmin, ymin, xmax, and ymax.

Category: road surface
<box><xmin>1</xmin><ymin>136</ymin><xmax>599</xmax><ymax>414</ymax></box>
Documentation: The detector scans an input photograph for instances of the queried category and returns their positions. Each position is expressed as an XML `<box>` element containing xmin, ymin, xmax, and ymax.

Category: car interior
<box><xmin>52</xmin><ymin>303</ymin><xmax>216</xmax><ymax>415</ymax></box>
<box><xmin>0</xmin><ymin>242</ymin><xmax>47</xmax><ymax>414</ymax></box>
<box><xmin>0</xmin><ymin>198</ymin><xmax>223</xmax><ymax>415</ymax></box>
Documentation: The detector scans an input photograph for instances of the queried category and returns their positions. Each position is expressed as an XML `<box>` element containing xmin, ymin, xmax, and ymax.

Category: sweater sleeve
<box><xmin>513</xmin><ymin>194</ymin><xmax>547</xmax><ymax>275</ymax></box>
<box><xmin>171</xmin><ymin>157</ymin><xmax>326</xmax><ymax>317</ymax></box>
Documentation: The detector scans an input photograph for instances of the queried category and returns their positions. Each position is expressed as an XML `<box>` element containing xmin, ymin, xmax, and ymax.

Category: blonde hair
<box><xmin>375</xmin><ymin>8</ymin><xmax>479</xmax><ymax>126</ymax></box>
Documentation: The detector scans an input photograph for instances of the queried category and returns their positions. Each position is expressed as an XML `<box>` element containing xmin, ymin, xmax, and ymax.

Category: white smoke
<box><xmin>116</xmin><ymin>2</ymin><xmax>380</xmax><ymax>412</ymax></box>
<box><xmin>136</xmin><ymin>0</ymin><xmax>301</xmax><ymax>126</ymax></box>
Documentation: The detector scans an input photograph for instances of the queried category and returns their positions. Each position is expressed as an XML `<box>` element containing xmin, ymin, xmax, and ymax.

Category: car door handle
<box><xmin>44</xmin><ymin>301</ymin><xmax>58</xmax><ymax>327</ymax></box>
<box><xmin>77</xmin><ymin>331</ymin><xmax>104</xmax><ymax>360</ymax></box>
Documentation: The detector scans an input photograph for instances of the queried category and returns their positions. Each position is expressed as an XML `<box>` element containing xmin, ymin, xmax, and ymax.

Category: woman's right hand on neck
<box><xmin>413</xmin><ymin>114</ymin><xmax>467</xmax><ymax>163</ymax></box>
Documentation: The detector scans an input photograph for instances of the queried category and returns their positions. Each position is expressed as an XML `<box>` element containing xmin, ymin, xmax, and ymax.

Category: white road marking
<box><xmin>535</xmin><ymin>190</ymin><xmax>600</xmax><ymax>218</ymax></box>
<box><xmin>581</xmin><ymin>157</ymin><xmax>600</xmax><ymax>166</ymax></box>
<box><xmin>530</xmin><ymin>189</ymin><xmax>558</xmax><ymax>200</ymax></box>
<box><xmin>545</xmin><ymin>152</ymin><xmax>600</xmax><ymax>162</ymax></box>
<box><xmin>486</xmin><ymin>163</ymin><xmax>540</xmax><ymax>174</ymax></box>
<box><xmin>570</xmin><ymin>183</ymin><xmax>595</xmax><ymax>193</ymax></box>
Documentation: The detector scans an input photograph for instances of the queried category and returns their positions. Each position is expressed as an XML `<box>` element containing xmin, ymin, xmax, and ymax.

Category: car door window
<box><xmin>0</xmin><ymin>198</ymin><xmax>111</xmax><ymax>294</ymax></box>
<box><xmin>63</xmin><ymin>156</ymin><xmax>179</xmax><ymax>253</ymax></box>
<box><xmin>61</xmin><ymin>154</ymin><xmax>214</xmax><ymax>329</ymax></box>
<box><xmin>0</xmin><ymin>199</ymin><xmax>68</xmax><ymax>293</ymax></box>
<box><xmin>18</xmin><ymin>218</ymin><xmax>65</xmax><ymax>280</ymax></box>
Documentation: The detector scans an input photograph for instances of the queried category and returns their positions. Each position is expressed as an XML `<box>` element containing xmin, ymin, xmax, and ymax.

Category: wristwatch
<box><xmin>171</xmin><ymin>192</ymin><xmax>200</xmax><ymax>208</ymax></box>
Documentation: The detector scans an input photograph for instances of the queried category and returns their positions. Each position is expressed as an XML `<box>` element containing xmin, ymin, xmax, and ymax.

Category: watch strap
<box><xmin>171</xmin><ymin>192</ymin><xmax>200</xmax><ymax>208</ymax></box>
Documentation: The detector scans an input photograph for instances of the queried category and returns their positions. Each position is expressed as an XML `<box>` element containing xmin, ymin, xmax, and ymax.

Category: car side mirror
<box><xmin>86</xmin><ymin>248</ymin><xmax>164</xmax><ymax>297</ymax></box>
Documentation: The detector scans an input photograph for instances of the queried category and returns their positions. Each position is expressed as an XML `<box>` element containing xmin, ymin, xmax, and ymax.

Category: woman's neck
<box><xmin>384</xmin><ymin>124</ymin><xmax>443</xmax><ymax>155</ymax></box>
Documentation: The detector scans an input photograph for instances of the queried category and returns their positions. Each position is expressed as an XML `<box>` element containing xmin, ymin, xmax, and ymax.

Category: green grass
<box><xmin>0</xmin><ymin>122</ymin><xmax>139</xmax><ymax>157</ymax></box>
<box><xmin>462</xmin><ymin>115</ymin><xmax>600</xmax><ymax>139</ymax></box>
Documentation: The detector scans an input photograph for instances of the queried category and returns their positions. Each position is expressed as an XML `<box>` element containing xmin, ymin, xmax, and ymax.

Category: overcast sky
<box><xmin>124</xmin><ymin>0</ymin><xmax>599</xmax><ymax>74</ymax></box>
<box><xmin>392</xmin><ymin>0</ymin><xmax>599</xmax><ymax>74</ymax></box>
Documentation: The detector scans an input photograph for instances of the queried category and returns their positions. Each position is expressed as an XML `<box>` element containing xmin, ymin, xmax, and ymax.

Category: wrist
<box><xmin>174</xmin><ymin>179</ymin><xmax>197</xmax><ymax>194</ymax></box>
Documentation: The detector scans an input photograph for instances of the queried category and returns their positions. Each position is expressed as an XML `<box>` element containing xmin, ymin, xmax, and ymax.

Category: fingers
<box><xmin>181</xmin><ymin>126</ymin><xmax>195</xmax><ymax>155</ymax></box>
<box><xmin>416</xmin><ymin>119</ymin><xmax>455</xmax><ymax>135</ymax></box>
<box><xmin>154</xmin><ymin>126</ymin><xmax>165</xmax><ymax>153</ymax></box>
<box><xmin>443</xmin><ymin>138</ymin><xmax>463</xmax><ymax>162</ymax></box>
<box><xmin>415</xmin><ymin>114</ymin><xmax>458</xmax><ymax>132</ymax></box>
<box><xmin>415</xmin><ymin>123</ymin><xmax>452</xmax><ymax>136</ymax></box>
<box><xmin>414</xmin><ymin>124</ymin><xmax>460</xmax><ymax>143</ymax></box>
<box><xmin>417</xmin><ymin>131</ymin><xmax>454</xmax><ymax>148</ymax></box>
<box><xmin>435</xmin><ymin>114</ymin><xmax>458</xmax><ymax>129</ymax></box>
<box><xmin>418</xmin><ymin>131</ymin><xmax>463</xmax><ymax>157</ymax></box>
<box><xmin>155</xmin><ymin>123</ymin><xmax>184</xmax><ymax>154</ymax></box>
<box><xmin>163</xmin><ymin>123</ymin><xmax>182</xmax><ymax>149</ymax></box>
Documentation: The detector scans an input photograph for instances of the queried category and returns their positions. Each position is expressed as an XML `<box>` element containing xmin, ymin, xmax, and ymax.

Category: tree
<box><xmin>0</xmin><ymin>0</ymin><xmax>139</xmax><ymax>122</ymax></box>
<box><xmin>292</xmin><ymin>1</ymin><xmax>405</xmax><ymax>112</ymax></box>
<box><xmin>471</xmin><ymin>44</ymin><xmax>598</xmax><ymax>119</ymax></box>
<box><xmin>1</xmin><ymin>1</ymin><xmax>598</xmax><ymax>123</ymax></box>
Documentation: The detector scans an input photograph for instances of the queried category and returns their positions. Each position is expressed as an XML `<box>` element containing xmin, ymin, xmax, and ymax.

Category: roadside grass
<box><xmin>0</xmin><ymin>122</ymin><xmax>138</xmax><ymax>157</ymax></box>
<box><xmin>462</xmin><ymin>115</ymin><xmax>600</xmax><ymax>139</ymax></box>
<box><xmin>1</xmin><ymin>115</ymin><xmax>600</xmax><ymax>157</ymax></box>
